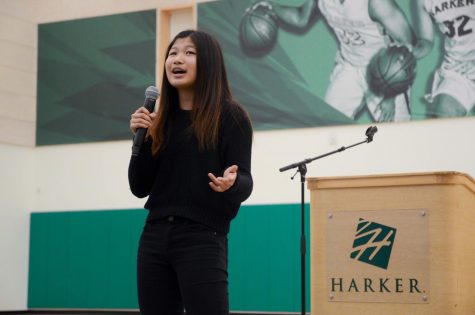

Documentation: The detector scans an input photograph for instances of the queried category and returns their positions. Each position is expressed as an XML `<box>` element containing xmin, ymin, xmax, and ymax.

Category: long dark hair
<box><xmin>149</xmin><ymin>29</ymin><xmax>238</xmax><ymax>156</ymax></box>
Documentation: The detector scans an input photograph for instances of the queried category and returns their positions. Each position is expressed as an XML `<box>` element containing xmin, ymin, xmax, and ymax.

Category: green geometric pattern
<box><xmin>37</xmin><ymin>10</ymin><xmax>156</xmax><ymax>145</ymax></box>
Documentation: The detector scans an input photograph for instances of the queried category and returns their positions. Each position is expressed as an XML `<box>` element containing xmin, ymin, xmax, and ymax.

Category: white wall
<box><xmin>0</xmin><ymin>144</ymin><xmax>34</xmax><ymax>309</ymax></box>
<box><xmin>32</xmin><ymin>118</ymin><xmax>475</xmax><ymax>213</ymax></box>
<box><xmin>0</xmin><ymin>3</ymin><xmax>37</xmax><ymax>309</ymax></box>
<box><xmin>1</xmin><ymin>0</ymin><xmax>475</xmax><ymax>311</ymax></box>
<box><xmin>0</xmin><ymin>9</ymin><xmax>36</xmax><ymax>146</ymax></box>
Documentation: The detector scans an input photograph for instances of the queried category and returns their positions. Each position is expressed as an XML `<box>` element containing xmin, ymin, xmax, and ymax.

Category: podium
<box><xmin>307</xmin><ymin>172</ymin><xmax>475</xmax><ymax>315</ymax></box>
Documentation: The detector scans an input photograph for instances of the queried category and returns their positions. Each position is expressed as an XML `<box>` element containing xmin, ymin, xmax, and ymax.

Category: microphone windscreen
<box><xmin>145</xmin><ymin>86</ymin><xmax>159</xmax><ymax>99</ymax></box>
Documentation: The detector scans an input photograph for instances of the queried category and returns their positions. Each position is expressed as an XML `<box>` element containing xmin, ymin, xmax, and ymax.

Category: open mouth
<box><xmin>172</xmin><ymin>68</ymin><xmax>186</xmax><ymax>74</ymax></box>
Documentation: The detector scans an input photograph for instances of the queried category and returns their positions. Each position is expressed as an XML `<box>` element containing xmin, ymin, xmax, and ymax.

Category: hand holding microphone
<box><xmin>131</xmin><ymin>86</ymin><xmax>159</xmax><ymax>156</ymax></box>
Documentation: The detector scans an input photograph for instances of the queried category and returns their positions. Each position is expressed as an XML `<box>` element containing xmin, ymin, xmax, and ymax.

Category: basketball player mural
<box><xmin>413</xmin><ymin>0</ymin><xmax>475</xmax><ymax>118</ymax></box>
<box><xmin>242</xmin><ymin>0</ymin><xmax>418</xmax><ymax>122</ymax></box>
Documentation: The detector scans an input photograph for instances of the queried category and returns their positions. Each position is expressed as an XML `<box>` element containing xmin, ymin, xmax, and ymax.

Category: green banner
<box><xmin>37</xmin><ymin>10</ymin><xmax>156</xmax><ymax>145</ymax></box>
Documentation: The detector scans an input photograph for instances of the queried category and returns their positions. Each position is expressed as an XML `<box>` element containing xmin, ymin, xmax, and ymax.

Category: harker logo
<box><xmin>350</xmin><ymin>218</ymin><xmax>396</xmax><ymax>269</ymax></box>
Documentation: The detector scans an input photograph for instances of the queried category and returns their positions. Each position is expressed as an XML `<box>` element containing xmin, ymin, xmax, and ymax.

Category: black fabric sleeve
<box><xmin>220</xmin><ymin>106</ymin><xmax>253</xmax><ymax>204</ymax></box>
<box><xmin>128</xmin><ymin>138</ymin><xmax>158</xmax><ymax>198</ymax></box>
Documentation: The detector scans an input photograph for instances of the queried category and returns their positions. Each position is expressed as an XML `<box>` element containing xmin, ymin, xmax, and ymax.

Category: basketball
<box><xmin>239</xmin><ymin>4</ymin><xmax>278</xmax><ymax>54</ymax></box>
<box><xmin>366</xmin><ymin>46</ymin><xmax>417</xmax><ymax>98</ymax></box>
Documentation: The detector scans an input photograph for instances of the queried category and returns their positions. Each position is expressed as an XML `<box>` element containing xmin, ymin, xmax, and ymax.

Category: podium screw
<box><xmin>329</xmin><ymin>294</ymin><xmax>334</xmax><ymax>300</ymax></box>
<box><xmin>327</xmin><ymin>213</ymin><xmax>333</xmax><ymax>219</ymax></box>
<box><xmin>421</xmin><ymin>210</ymin><xmax>426</xmax><ymax>217</ymax></box>
<box><xmin>422</xmin><ymin>295</ymin><xmax>428</xmax><ymax>301</ymax></box>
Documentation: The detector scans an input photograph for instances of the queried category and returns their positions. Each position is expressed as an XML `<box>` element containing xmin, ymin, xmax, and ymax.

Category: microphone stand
<box><xmin>279</xmin><ymin>126</ymin><xmax>378</xmax><ymax>315</ymax></box>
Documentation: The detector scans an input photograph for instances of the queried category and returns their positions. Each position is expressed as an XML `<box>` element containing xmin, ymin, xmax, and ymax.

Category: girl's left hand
<box><xmin>208</xmin><ymin>165</ymin><xmax>238</xmax><ymax>192</ymax></box>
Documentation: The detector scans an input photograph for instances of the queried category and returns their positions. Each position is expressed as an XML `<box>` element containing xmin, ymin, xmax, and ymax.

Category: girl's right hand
<box><xmin>130</xmin><ymin>107</ymin><xmax>157</xmax><ymax>135</ymax></box>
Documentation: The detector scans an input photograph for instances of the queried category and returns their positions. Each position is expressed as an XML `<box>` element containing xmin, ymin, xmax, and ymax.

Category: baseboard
<box><xmin>0</xmin><ymin>309</ymin><xmax>307</xmax><ymax>315</ymax></box>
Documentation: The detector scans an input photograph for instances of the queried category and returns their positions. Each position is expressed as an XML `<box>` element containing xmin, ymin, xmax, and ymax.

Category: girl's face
<box><xmin>165</xmin><ymin>36</ymin><xmax>197</xmax><ymax>93</ymax></box>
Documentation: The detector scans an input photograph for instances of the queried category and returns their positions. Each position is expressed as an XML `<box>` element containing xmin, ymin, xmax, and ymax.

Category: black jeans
<box><xmin>137</xmin><ymin>215</ymin><xmax>229</xmax><ymax>315</ymax></box>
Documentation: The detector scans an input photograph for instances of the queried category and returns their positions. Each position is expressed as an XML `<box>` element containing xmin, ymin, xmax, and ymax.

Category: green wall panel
<box><xmin>28</xmin><ymin>204</ymin><xmax>310</xmax><ymax>312</ymax></box>
<box><xmin>28</xmin><ymin>210</ymin><xmax>147</xmax><ymax>308</ymax></box>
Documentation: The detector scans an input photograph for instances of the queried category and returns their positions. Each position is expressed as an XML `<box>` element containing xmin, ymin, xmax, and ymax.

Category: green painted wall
<box><xmin>28</xmin><ymin>204</ymin><xmax>310</xmax><ymax>312</ymax></box>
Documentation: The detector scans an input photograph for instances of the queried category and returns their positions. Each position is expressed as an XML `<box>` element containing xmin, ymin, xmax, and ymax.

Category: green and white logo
<box><xmin>350</xmin><ymin>218</ymin><xmax>396</xmax><ymax>269</ymax></box>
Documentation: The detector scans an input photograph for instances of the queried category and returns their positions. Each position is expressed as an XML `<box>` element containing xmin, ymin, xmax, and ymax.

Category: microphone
<box><xmin>131</xmin><ymin>86</ymin><xmax>160</xmax><ymax>156</ymax></box>
<box><xmin>365</xmin><ymin>126</ymin><xmax>378</xmax><ymax>143</ymax></box>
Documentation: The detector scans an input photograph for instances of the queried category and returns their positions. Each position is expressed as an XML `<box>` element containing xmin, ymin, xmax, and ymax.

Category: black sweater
<box><xmin>128</xmin><ymin>104</ymin><xmax>253</xmax><ymax>234</ymax></box>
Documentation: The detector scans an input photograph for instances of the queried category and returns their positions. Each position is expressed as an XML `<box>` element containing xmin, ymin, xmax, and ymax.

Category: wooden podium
<box><xmin>307</xmin><ymin>172</ymin><xmax>475</xmax><ymax>315</ymax></box>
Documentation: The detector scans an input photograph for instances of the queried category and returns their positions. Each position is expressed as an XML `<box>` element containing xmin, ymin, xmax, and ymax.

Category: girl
<box><xmin>128</xmin><ymin>30</ymin><xmax>253</xmax><ymax>315</ymax></box>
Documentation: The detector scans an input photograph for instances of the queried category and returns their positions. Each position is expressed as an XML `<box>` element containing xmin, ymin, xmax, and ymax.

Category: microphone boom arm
<box><xmin>279</xmin><ymin>126</ymin><xmax>377</xmax><ymax>173</ymax></box>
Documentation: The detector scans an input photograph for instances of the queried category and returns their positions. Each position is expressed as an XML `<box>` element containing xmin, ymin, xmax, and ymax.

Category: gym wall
<box><xmin>1</xmin><ymin>0</ymin><xmax>474</xmax><ymax>312</ymax></box>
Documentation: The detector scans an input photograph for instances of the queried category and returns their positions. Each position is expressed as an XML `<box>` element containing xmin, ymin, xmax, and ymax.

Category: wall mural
<box><xmin>35</xmin><ymin>1</ymin><xmax>474</xmax><ymax>144</ymax></box>
<box><xmin>198</xmin><ymin>0</ymin><xmax>475</xmax><ymax>130</ymax></box>
<box><xmin>36</xmin><ymin>10</ymin><xmax>156</xmax><ymax>145</ymax></box>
